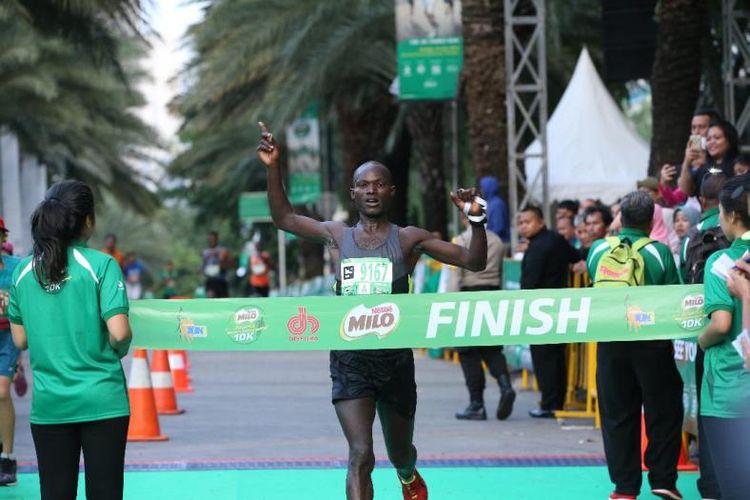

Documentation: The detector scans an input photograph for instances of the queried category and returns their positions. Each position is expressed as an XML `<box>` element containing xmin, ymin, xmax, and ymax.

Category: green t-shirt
<box><xmin>702</xmin><ymin>235</ymin><xmax>750</xmax><ymax>418</ymax></box>
<box><xmin>586</xmin><ymin>228</ymin><xmax>680</xmax><ymax>286</ymax></box>
<box><xmin>678</xmin><ymin>207</ymin><xmax>721</xmax><ymax>283</ymax></box>
<box><xmin>8</xmin><ymin>243</ymin><xmax>130</xmax><ymax>424</ymax></box>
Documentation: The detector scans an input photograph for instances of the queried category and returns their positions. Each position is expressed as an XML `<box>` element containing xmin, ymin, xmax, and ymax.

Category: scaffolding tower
<box><xmin>504</xmin><ymin>0</ymin><xmax>548</xmax><ymax>246</ymax></box>
<box><xmin>724</xmin><ymin>0</ymin><xmax>750</xmax><ymax>148</ymax></box>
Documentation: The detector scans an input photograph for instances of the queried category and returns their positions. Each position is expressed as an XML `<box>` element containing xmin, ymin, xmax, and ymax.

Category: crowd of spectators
<box><xmin>513</xmin><ymin>110</ymin><xmax>750</xmax><ymax>500</ymax></box>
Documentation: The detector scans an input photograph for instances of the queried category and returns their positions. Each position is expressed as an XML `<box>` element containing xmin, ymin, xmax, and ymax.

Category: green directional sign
<box><xmin>395</xmin><ymin>0</ymin><xmax>463</xmax><ymax>100</ymax></box>
<box><xmin>239</xmin><ymin>192</ymin><xmax>271</xmax><ymax>221</ymax></box>
<box><xmin>286</xmin><ymin>105</ymin><xmax>322</xmax><ymax>204</ymax></box>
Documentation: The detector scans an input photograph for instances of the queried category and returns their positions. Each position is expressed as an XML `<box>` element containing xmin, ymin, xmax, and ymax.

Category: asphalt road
<box><xmin>12</xmin><ymin>350</ymin><xmax>604</xmax><ymax>465</ymax></box>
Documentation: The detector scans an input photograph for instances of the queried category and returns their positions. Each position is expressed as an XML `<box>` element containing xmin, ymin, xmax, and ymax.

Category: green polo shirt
<box><xmin>8</xmin><ymin>243</ymin><xmax>130</xmax><ymax>424</ymax></box>
<box><xmin>702</xmin><ymin>234</ymin><xmax>750</xmax><ymax>418</ymax></box>
<box><xmin>586</xmin><ymin>228</ymin><xmax>680</xmax><ymax>286</ymax></box>
<box><xmin>679</xmin><ymin>207</ymin><xmax>721</xmax><ymax>283</ymax></box>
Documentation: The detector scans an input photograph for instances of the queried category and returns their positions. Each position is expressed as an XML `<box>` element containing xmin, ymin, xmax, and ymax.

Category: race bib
<box><xmin>204</xmin><ymin>264</ymin><xmax>221</xmax><ymax>278</ymax></box>
<box><xmin>340</xmin><ymin>258</ymin><xmax>392</xmax><ymax>296</ymax></box>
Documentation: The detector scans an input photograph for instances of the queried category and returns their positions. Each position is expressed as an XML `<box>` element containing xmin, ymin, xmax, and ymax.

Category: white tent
<box><xmin>524</xmin><ymin>48</ymin><xmax>649</xmax><ymax>204</ymax></box>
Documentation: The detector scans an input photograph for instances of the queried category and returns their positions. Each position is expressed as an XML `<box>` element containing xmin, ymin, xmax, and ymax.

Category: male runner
<box><xmin>258</xmin><ymin>122</ymin><xmax>487</xmax><ymax>500</ymax></box>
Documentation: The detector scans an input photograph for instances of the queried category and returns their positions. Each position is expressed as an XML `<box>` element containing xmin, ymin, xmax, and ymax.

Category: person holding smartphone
<box><xmin>678</xmin><ymin>118</ymin><xmax>739</xmax><ymax>198</ymax></box>
<box><xmin>660</xmin><ymin>109</ymin><xmax>722</xmax><ymax>206</ymax></box>
<box><xmin>7</xmin><ymin>180</ymin><xmax>132</xmax><ymax>499</ymax></box>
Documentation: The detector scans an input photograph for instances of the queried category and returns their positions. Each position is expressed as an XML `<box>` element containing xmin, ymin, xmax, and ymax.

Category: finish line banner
<box><xmin>129</xmin><ymin>285</ymin><xmax>706</xmax><ymax>351</ymax></box>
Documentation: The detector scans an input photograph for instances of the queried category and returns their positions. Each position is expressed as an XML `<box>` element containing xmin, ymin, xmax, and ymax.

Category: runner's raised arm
<box><xmin>257</xmin><ymin>122</ymin><xmax>341</xmax><ymax>243</ymax></box>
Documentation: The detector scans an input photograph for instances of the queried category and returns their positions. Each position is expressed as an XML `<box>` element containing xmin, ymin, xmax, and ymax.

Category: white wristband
<box><xmin>463</xmin><ymin>196</ymin><xmax>487</xmax><ymax>216</ymax></box>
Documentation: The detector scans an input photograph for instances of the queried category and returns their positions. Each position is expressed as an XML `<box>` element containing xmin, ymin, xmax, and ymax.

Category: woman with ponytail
<box><xmin>698</xmin><ymin>175</ymin><xmax>750</xmax><ymax>499</ymax></box>
<box><xmin>6</xmin><ymin>180</ymin><xmax>132</xmax><ymax>499</ymax></box>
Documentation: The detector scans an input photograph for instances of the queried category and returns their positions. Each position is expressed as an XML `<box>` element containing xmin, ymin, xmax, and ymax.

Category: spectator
<box><xmin>0</xmin><ymin>218</ymin><xmax>21</xmax><ymax>486</ymax></box>
<box><xmin>699</xmin><ymin>175</ymin><xmax>750</xmax><ymax>499</ymax></box>
<box><xmin>202</xmin><ymin>231</ymin><xmax>231</xmax><ymax>298</ymax></box>
<box><xmin>479</xmin><ymin>176</ymin><xmax>510</xmax><ymax>242</ymax></box>
<box><xmin>660</xmin><ymin>109</ymin><xmax>718</xmax><ymax>206</ymax></box>
<box><xmin>679</xmin><ymin>173</ymin><xmax>727</xmax><ymax>284</ymax></box>
<box><xmin>556</xmin><ymin>216</ymin><xmax>580</xmax><ymax>249</ymax></box>
<box><xmin>576</xmin><ymin>220</ymin><xmax>593</xmax><ymax>254</ymax></box>
<box><xmin>159</xmin><ymin>260</ymin><xmax>178</xmax><ymax>299</ymax></box>
<box><xmin>248</xmin><ymin>242</ymin><xmax>273</xmax><ymax>298</ymax></box>
<box><xmin>8</xmin><ymin>180</ymin><xmax>132</xmax><ymax>499</ymax></box>
<box><xmin>122</xmin><ymin>252</ymin><xmax>145</xmax><ymax>300</ymax></box>
<box><xmin>733</xmin><ymin>153</ymin><xmax>750</xmax><ymax>176</ymax></box>
<box><xmin>679</xmin><ymin>119</ymin><xmax>738</xmax><ymax>197</ymax></box>
<box><xmin>659</xmin><ymin>109</ymin><xmax>720</xmax><ymax>206</ymax></box>
<box><xmin>100</xmin><ymin>234</ymin><xmax>125</xmax><ymax>269</ymax></box>
<box><xmin>580</xmin><ymin>205</ymin><xmax>613</xmax><ymax>260</ymax></box>
<box><xmin>518</xmin><ymin>205</ymin><xmax>581</xmax><ymax>418</ymax></box>
<box><xmin>450</xmin><ymin>214</ymin><xmax>515</xmax><ymax>421</ymax></box>
<box><xmin>587</xmin><ymin>190</ymin><xmax>684</xmax><ymax>500</ymax></box>
<box><xmin>581</xmin><ymin>198</ymin><xmax>598</xmax><ymax>211</ymax></box>
<box><xmin>672</xmin><ymin>206</ymin><xmax>700</xmax><ymax>250</ymax></box>
<box><xmin>555</xmin><ymin>199</ymin><xmax>579</xmax><ymax>221</ymax></box>
<box><xmin>637</xmin><ymin>177</ymin><xmax>678</xmax><ymax>250</ymax></box>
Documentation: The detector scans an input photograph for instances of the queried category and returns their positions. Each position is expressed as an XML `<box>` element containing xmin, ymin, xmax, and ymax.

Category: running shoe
<box><xmin>651</xmin><ymin>488</ymin><xmax>683</xmax><ymax>500</ymax></box>
<box><xmin>0</xmin><ymin>457</ymin><xmax>17</xmax><ymax>486</ymax></box>
<box><xmin>399</xmin><ymin>469</ymin><xmax>427</xmax><ymax>500</ymax></box>
<box><xmin>608</xmin><ymin>493</ymin><xmax>636</xmax><ymax>499</ymax></box>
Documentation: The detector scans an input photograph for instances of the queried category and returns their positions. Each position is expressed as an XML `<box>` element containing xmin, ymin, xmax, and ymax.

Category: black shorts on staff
<box><xmin>330</xmin><ymin>348</ymin><xmax>417</xmax><ymax>419</ymax></box>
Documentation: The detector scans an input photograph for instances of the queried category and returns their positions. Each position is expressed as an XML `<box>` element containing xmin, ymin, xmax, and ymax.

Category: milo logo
<box><xmin>674</xmin><ymin>293</ymin><xmax>705</xmax><ymax>331</ymax></box>
<box><xmin>340</xmin><ymin>303</ymin><xmax>400</xmax><ymax>341</ymax></box>
<box><xmin>226</xmin><ymin>306</ymin><xmax>267</xmax><ymax>344</ymax></box>
<box><xmin>681</xmin><ymin>294</ymin><xmax>704</xmax><ymax>310</ymax></box>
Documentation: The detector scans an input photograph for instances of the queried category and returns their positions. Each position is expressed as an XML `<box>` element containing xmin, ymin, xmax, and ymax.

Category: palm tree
<box><xmin>460</xmin><ymin>0</ymin><xmax>507</xmax><ymax>194</ymax></box>
<box><xmin>649</xmin><ymin>0</ymin><xmax>707</xmax><ymax>173</ymax></box>
<box><xmin>0</xmin><ymin>2</ymin><xmax>159</xmax><ymax>212</ymax></box>
<box><xmin>175</xmin><ymin>0</ymin><xmax>451</xmax><ymax>234</ymax></box>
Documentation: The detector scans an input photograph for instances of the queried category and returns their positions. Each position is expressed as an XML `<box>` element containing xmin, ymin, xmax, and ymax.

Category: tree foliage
<box><xmin>0</xmin><ymin>1</ymin><xmax>158</xmax><ymax>212</ymax></box>
<box><xmin>172</xmin><ymin>0</ymin><xmax>400</xmax><ymax>222</ymax></box>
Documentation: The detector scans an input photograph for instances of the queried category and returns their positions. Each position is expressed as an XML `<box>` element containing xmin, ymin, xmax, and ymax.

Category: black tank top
<box><xmin>335</xmin><ymin>224</ymin><xmax>409</xmax><ymax>295</ymax></box>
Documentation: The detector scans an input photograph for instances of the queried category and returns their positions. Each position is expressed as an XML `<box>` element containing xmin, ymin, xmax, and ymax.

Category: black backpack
<box><xmin>683</xmin><ymin>225</ymin><xmax>730</xmax><ymax>284</ymax></box>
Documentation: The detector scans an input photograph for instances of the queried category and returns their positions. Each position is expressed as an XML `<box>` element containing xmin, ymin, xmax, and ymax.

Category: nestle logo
<box><xmin>340</xmin><ymin>303</ymin><xmax>400</xmax><ymax>341</ymax></box>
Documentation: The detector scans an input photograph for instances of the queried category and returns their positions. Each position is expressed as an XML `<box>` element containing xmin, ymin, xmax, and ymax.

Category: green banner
<box><xmin>502</xmin><ymin>259</ymin><xmax>521</xmax><ymax>290</ymax></box>
<box><xmin>395</xmin><ymin>0</ymin><xmax>463</xmax><ymax>100</ymax></box>
<box><xmin>130</xmin><ymin>285</ymin><xmax>705</xmax><ymax>351</ymax></box>
<box><xmin>674</xmin><ymin>338</ymin><xmax>699</xmax><ymax>435</ymax></box>
<box><xmin>286</xmin><ymin>105</ymin><xmax>321</xmax><ymax>204</ymax></box>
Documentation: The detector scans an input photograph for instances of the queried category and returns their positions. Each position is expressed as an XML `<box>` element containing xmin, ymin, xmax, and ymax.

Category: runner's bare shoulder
<box><xmin>321</xmin><ymin>221</ymin><xmax>347</xmax><ymax>248</ymax></box>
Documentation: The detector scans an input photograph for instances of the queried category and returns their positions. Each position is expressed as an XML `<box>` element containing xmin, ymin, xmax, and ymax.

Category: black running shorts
<box><xmin>330</xmin><ymin>348</ymin><xmax>417</xmax><ymax>419</ymax></box>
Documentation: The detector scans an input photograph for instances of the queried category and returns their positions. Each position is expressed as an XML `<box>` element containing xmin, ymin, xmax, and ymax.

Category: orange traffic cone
<box><xmin>127</xmin><ymin>349</ymin><xmax>168</xmax><ymax>441</ymax></box>
<box><xmin>151</xmin><ymin>350</ymin><xmax>184</xmax><ymax>415</ymax></box>
<box><xmin>169</xmin><ymin>350</ymin><xmax>193</xmax><ymax>393</ymax></box>
<box><xmin>180</xmin><ymin>350</ymin><xmax>193</xmax><ymax>382</ymax></box>
<box><xmin>641</xmin><ymin>413</ymin><xmax>696</xmax><ymax>471</ymax></box>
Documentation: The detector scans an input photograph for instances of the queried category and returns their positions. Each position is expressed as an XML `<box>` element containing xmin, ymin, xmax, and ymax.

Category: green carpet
<box><xmin>6</xmin><ymin>467</ymin><xmax>701</xmax><ymax>499</ymax></box>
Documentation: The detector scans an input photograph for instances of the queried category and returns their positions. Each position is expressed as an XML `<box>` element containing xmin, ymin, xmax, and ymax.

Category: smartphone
<box><xmin>689</xmin><ymin>134</ymin><xmax>704</xmax><ymax>152</ymax></box>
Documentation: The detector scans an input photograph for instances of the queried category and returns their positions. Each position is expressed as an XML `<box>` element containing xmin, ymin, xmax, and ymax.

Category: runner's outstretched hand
<box><xmin>257</xmin><ymin>121</ymin><xmax>280</xmax><ymax>168</ymax></box>
<box><xmin>450</xmin><ymin>188</ymin><xmax>483</xmax><ymax>216</ymax></box>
